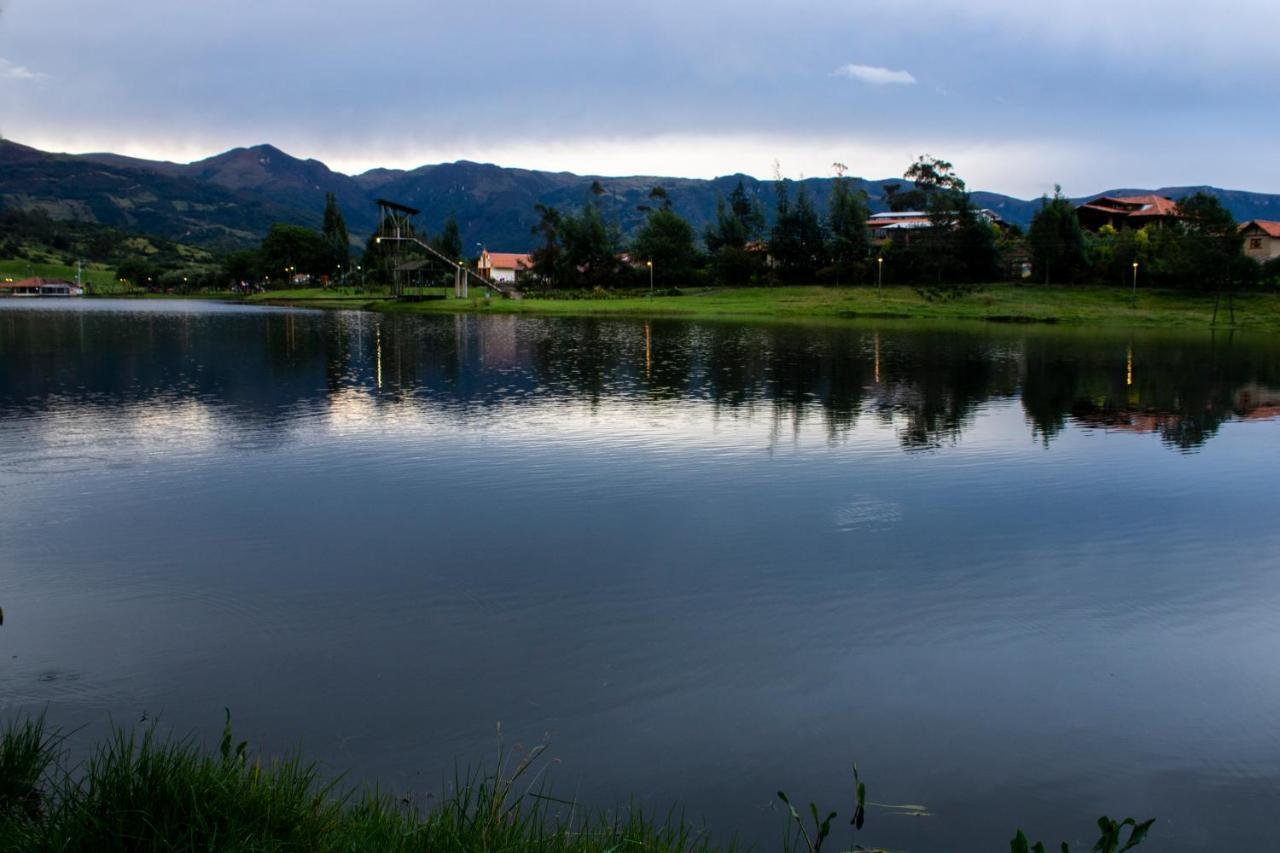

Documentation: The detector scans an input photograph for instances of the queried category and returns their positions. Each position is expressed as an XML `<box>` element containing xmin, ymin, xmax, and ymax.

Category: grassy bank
<box><xmin>243</xmin><ymin>284</ymin><xmax>1280</xmax><ymax>331</ymax></box>
<box><xmin>0</xmin><ymin>713</ymin><xmax>1153</xmax><ymax>852</ymax></box>
<box><xmin>0</xmin><ymin>259</ymin><xmax>118</xmax><ymax>288</ymax></box>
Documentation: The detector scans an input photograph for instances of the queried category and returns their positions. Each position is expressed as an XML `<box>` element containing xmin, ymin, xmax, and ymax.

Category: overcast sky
<box><xmin>2</xmin><ymin>0</ymin><xmax>1277</xmax><ymax>197</ymax></box>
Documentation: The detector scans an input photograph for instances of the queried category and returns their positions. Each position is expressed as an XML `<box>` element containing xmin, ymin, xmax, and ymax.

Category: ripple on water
<box><xmin>833</xmin><ymin>495</ymin><xmax>904</xmax><ymax>532</ymax></box>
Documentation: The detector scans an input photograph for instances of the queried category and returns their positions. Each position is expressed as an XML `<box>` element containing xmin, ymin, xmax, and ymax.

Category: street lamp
<box><xmin>647</xmin><ymin>259</ymin><xmax>654</xmax><ymax>297</ymax></box>
<box><xmin>1132</xmin><ymin>260</ymin><xmax>1139</xmax><ymax>302</ymax></box>
<box><xmin>877</xmin><ymin>256</ymin><xmax>884</xmax><ymax>299</ymax></box>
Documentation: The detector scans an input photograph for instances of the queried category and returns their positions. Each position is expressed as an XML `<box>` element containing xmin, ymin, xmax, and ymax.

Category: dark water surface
<box><xmin>3</xmin><ymin>299</ymin><xmax>1279</xmax><ymax>850</ymax></box>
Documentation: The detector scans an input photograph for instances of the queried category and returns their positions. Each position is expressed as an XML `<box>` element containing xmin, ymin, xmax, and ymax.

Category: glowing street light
<box><xmin>647</xmin><ymin>259</ymin><xmax>654</xmax><ymax>297</ymax></box>
<box><xmin>1132</xmin><ymin>260</ymin><xmax>1139</xmax><ymax>302</ymax></box>
<box><xmin>877</xmin><ymin>256</ymin><xmax>884</xmax><ymax>299</ymax></box>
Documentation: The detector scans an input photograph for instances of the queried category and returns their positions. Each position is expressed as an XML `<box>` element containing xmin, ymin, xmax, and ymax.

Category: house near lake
<box><xmin>477</xmin><ymin>250</ymin><xmax>533</xmax><ymax>284</ymax></box>
<box><xmin>1240</xmin><ymin>220</ymin><xmax>1280</xmax><ymax>262</ymax></box>
<box><xmin>0</xmin><ymin>277</ymin><xmax>84</xmax><ymax>297</ymax></box>
<box><xmin>867</xmin><ymin>209</ymin><xmax>1009</xmax><ymax>242</ymax></box>
<box><xmin>1075</xmin><ymin>195</ymin><xmax>1182</xmax><ymax>232</ymax></box>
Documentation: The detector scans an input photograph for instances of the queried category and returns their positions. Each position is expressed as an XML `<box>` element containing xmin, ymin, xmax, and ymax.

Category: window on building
<box><xmin>1250</xmin><ymin>238</ymin><xmax>1263</xmax><ymax>249</ymax></box>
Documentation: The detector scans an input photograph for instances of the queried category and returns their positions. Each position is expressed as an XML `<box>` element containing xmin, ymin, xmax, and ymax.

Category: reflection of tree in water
<box><xmin>1022</xmin><ymin>332</ymin><xmax>1280</xmax><ymax>451</ymax></box>
<box><xmin>2</xmin><ymin>307</ymin><xmax>1279</xmax><ymax>453</ymax></box>
<box><xmin>874</xmin><ymin>332</ymin><xmax>1021</xmax><ymax>450</ymax></box>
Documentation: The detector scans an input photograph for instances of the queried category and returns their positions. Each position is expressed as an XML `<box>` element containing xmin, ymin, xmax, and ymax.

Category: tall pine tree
<box><xmin>322</xmin><ymin>192</ymin><xmax>350</xmax><ymax>272</ymax></box>
<box><xmin>828</xmin><ymin>168</ymin><xmax>870</xmax><ymax>285</ymax></box>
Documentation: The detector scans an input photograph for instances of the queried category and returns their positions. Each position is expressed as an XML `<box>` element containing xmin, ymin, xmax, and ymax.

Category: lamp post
<box><xmin>647</xmin><ymin>259</ymin><xmax>654</xmax><ymax>298</ymax></box>
<box><xmin>877</xmin><ymin>256</ymin><xmax>884</xmax><ymax>299</ymax></box>
<box><xmin>1132</xmin><ymin>260</ymin><xmax>1139</xmax><ymax>303</ymax></box>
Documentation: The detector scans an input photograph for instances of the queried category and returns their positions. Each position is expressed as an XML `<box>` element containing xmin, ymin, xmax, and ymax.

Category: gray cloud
<box><xmin>0</xmin><ymin>0</ymin><xmax>1277</xmax><ymax>195</ymax></box>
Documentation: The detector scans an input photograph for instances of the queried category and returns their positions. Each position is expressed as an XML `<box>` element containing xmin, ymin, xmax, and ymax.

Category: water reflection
<box><xmin>2</xmin><ymin>302</ymin><xmax>1277</xmax><ymax>453</ymax></box>
<box><xmin>4</xmin><ymin>301</ymin><xmax>1280</xmax><ymax>853</ymax></box>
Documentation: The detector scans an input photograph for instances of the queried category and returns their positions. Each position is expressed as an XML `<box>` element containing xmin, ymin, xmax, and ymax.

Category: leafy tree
<box><xmin>887</xmin><ymin>158</ymin><xmax>996</xmax><ymax>291</ymax></box>
<box><xmin>1089</xmin><ymin>224</ymin><xmax>1150</xmax><ymax>286</ymax></box>
<box><xmin>116</xmin><ymin>257</ymin><xmax>159</xmax><ymax>289</ymax></box>
<box><xmin>259</xmin><ymin>223</ymin><xmax>334</xmax><ymax>280</ymax></box>
<box><xmin>905</xmin><ymin>155</ymin><xmax>966</xmax><ymax>195</ymax></box>
<box><xmin>1027</xmin><ymin>186</ymin><xmax>1087</xmax><ymax>284</ymax></box>
<box><xmin>222</xmin><ymin>250</ymin><xmax>260</xmax><ymax>284</ymax></box>
<box><xmin>949</xmin><ymin>197</ymin><xmax>1001</xmax><ymax>283</ymax></box>
<box><xmin>559</xmin><ymin>204</ymin><xmax>618</xmax><ymax>288</ymax></box>
<box><xmin>882</xmin><ymin>182</ymin><xmax>927</xmax><ymax>213</ymax></box>
<box><xmin>1166</xmin><ymin>192</ymin><xmax>1243</xmax><ymax>293</ymax></box>
<box><xmin>631</xmin><ymin>207</ymin><xmax>699</xmax><ymax>286</ymax></box>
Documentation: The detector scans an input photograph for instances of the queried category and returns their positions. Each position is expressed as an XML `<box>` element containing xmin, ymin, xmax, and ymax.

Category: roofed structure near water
<box><xmin>0</xmin><ymin>277</ymin><xmax>84</xmax><ymax>296</ymax></box>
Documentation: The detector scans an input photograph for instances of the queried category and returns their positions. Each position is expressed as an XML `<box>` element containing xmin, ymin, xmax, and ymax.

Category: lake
<box><xmin>2</xmin><ymin>299</ymin><xmax>1279</xmax><ymax>851</ymax></box>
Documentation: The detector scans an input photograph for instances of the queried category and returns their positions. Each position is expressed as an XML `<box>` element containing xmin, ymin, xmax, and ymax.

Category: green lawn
<box><xmin>0</xmin><ymin>258</ymin><xmax>118</xmax><ymax>289</ymax></box>
<box><xmin>246</xmin><ymin>284</ymin><xmax>1280</xmax><ymax>331</ymax></box>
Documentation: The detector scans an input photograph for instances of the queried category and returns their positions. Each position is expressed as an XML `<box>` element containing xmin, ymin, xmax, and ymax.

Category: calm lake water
<box><xmin>2</xmin><ymin>299</ymin><xmax>1279</xmax><ymax>850</ymax></box>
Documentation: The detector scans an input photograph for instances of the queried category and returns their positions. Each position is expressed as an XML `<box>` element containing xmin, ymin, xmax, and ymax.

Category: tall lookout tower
<box><xmin>372</xmin><ymin>199</ymin><xmax>521</xmax><ymax>300</ymax></box>
<box><xmin>375</xmin><ymin>199</ymin><xmax>421</xmax><ymax>298</ymax></box>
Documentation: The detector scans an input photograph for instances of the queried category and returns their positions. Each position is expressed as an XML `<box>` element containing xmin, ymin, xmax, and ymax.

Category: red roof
<box><xmin>0</xmin><ymin>277</ymin><xmax>77</xmax><ymax>288</ymax></box>
<box><xmin>1241</xmin><ymin>220</ymin><xmax>1280</xmax><ymax>239</ymax></box>
<box><xmin>481</xmin><ymin>252</ymin><xmax>532</xmax><ymax>271</ymax></box>
<box><xmin>1124</xmin><ymin>196</ymin><xmax>1180</xmax><ymax>218</ymax></box>
<box><xmin>1079</xmin><ymin>195</ymin><xmax>1181</xmax><ymax>219</ymax></box>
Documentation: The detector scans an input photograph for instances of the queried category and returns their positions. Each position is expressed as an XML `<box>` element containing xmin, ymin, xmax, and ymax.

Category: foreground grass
<box><xmin>0</xmin><ymin>713</ymin><xmax>1154</xmax><ymax>852</ymax></box>
<box><xmin>0</xmin><ymin>714</ymin><xmax>724</xmax><ymax>853</ymax></box>
<box><xmin>244</xmin><ymin>284</ymin><xmax>1280</xmax><ymax>331</ymax></box>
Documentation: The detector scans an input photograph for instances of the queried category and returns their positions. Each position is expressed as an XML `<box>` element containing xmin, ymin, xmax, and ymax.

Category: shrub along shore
<box><xmin>0</xmin><ymin>714</ymin><xmax>1153</xmax><ymax>852</ymax></box>
<box><xmin>231</xmin><ymin>284</ymin><xmax>1280</xmax><ymax>332</ymax></box>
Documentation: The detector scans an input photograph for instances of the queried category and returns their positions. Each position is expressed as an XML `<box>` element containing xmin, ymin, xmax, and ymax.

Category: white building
<box><xmin>477</xmin><ymin>250</ymin><xmax>533</xmax><ymax>284</ymax></box>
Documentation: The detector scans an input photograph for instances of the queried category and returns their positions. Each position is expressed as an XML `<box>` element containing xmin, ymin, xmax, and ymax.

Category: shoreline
<box><xmin>238</xmin><ymin>284</ymin><xmax>1280</xmax><ymax>331</ymax></box>
<box><xmin>76</xmin><ymin>284</ymin><xmax>1280</xmax><ymax>331</ymax></box>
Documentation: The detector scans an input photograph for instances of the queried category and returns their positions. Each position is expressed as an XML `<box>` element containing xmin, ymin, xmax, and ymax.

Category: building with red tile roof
<box><xmin>1240</xmin><ymin>220</ymin><xmax>1280</xmax><ymax>262</ymax></box>
<box><xmin>477</xmin><ymin>250</ymin><xmax>533</xmax><ymax>284</ymax></box>
<box><xmin>0</xmin><ymin>277</ymin><xmax>84</xmax><ymax>296</ymax></box>
<box><xmin>1076</xmin><ymin>195</ymin><xmax>1183</xmax><ymax>232</ymax></box>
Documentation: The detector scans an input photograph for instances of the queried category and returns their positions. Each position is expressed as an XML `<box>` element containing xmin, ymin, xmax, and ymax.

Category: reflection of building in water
<box><xmin>478</xmin><ymin>315</ymin><xmax>519</xmax><ymax>367</ymax></box>
<box><xmin>1069</xmin><ymin>384</ymin><xmax>1280</xmax><ymax>451</ymax></box>
<box><xmin>1233</xmin><ymin>384</ymin><xmax>1280</xmax><ymax>422</ymax></box>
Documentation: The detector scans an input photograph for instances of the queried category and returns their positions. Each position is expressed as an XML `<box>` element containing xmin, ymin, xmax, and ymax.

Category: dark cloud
<box><xmin>1</xmin><ymin>0</ymin><xmax>1277</xmax><ymax>195</ymax></box>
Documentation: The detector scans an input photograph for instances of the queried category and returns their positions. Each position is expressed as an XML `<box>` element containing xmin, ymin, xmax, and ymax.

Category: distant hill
<box><xmin>4</xmin><ymin>138</ymin><xmax>1280</xmax><ymax>253</ymax></box>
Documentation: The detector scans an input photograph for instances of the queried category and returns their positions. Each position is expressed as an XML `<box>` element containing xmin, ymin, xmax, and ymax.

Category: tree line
<box><xmin>104</xmin><ymin>155</ymin><xmax>1280</xmax><ymax>294</ymax></box>
<box><xmin>1027</xmin><ymin>187</ymin><xmax>1275</xmax><ymax>291</ymax></box>
<box><xmin>520</xmin><ymin>156</ymin><xmax>1005</xmax><ymax>292</ymax></box>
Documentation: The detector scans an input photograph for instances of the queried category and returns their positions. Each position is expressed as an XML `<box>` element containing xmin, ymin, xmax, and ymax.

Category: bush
<box><xmin>1262</xmin><ymin>257</ymin><xmax>1280</xmax><ymax>288</ymax></box>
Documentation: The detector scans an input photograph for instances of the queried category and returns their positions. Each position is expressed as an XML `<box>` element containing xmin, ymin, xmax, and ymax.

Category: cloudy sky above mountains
<box><xmin>1</xmin><ymin>0</ymin><xmax>1277</xmax><ymax>197</ymax></box>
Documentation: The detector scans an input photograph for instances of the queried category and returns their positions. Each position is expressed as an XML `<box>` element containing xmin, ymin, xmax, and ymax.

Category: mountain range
<box><xmin>3</xmin><ymin>138</ymin><xmax>1279</xmax><ymax>253</ymax></box>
